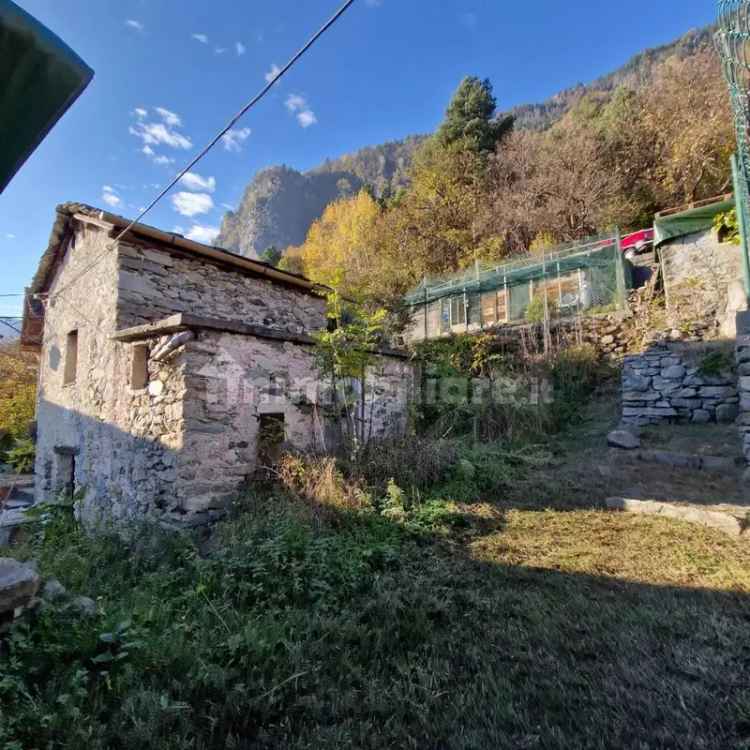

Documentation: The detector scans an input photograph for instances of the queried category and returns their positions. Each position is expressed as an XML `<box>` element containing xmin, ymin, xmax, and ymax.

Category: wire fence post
<box><xmin>732</xmin><ymin>153</ymin><xmax>750</xmax><ymax>298</ymax></box>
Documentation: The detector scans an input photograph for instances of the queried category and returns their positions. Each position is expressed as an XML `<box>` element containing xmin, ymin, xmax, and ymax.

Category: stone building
<box><xmin>20</xmin><ymin>203</ymin><xmax>414</xmax><ymax>527</ymax></box>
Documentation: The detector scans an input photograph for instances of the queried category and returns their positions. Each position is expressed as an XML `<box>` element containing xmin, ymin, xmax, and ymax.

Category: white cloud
<box><xmin>215</xmin><ymin>47</ymin><xmax>226</xmax><ymax>55</ymax></box>
<box><xmin>142</xmin><ymin>145</ymin><xmax>155</xmax><ymax>157</ymax></box>
<box><xmin>154</xmin><ymin>107</ymin><xmax>181</xmax><ymax>127</ymax></box>
<box><xmin>192</xmin><ymin>33</ymin><xmax>208</xmax><ymax>44</ymax></box>
<box><xmin>185</xmin><ymin>224</ymin><xmax>220</xmax><ymax>244</ymax></box>
<box><xmin>171</xmin><ymin>192</ymin><xmax>214</xmax><ymax>217</ymax></box>
<box><xmin>130</xmin><ymin>121</ymin><xmax>192</xmax><ymax>150</ymax></box>
<box><xmin>296</xmin><ymin>110</ymin><xmax>318</xmax><ymax>128</ymax></box>
<box><xmin>5</xmin><ymin>233</ymin><xmax>16</xmax><ymax>240</ymax></box>
<box><xmin>101</xmin><ymin>185</ymin><xmax>122</xmax><ymax>208</ymax></box>
<box><xmin>153</xmin><ymin>155</ymin><xmax>174</xmax><ymax>166</ymax></box>
<box><xmin>133</xmin><ymin>107</ymin><xmax>147</xmax><ymax>119</ymax></box>
<box><xmin>221</xmin><ymin>203</ymin><xmax>235</xmax><ymax>211</ymax></box>
<box><xmin>285</xmin><ymin>94</ymin><xmax>306</xmax><ymax>112</ymax></box>
<box><xmin>173</xmin><ymin>225</ymin><xmax>185</xmax><ymax>235</ymax></box>
<box><xmin>125</xmin><ymin>19</ymin><xmax>144</xmax><ymax>32</ymax></box>
<box><xmin>285</xmin><ymin>94</ymin><xmax>317</xmax><ymax>128</ymax></box>
<box><xmin>180</xmin><ymin>172</ymin><xmax>216</xmax><ymax>193</ymax></box>
<box><xmin>235</xmin><ymin>41</ymin><xmax>246</xmax><ymax>56</ymax></box>
<box><xmin>265</xmin><ymin>63</ymin><xmax>281</xmax><ymax>83</ymax></box>
<box><xmin>221</xmin><ymin>127</ymin><xmax>251</xmax><ymax>152</ymax></box>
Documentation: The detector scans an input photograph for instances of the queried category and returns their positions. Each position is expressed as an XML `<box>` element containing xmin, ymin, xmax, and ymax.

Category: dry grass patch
<box><xmin>471</xmin><ymin>509</ymin><xmax>750</xmax><ymax>590</ymax></box>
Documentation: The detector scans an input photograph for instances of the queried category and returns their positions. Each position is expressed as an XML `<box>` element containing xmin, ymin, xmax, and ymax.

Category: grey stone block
<box><xmin>699</xmin><ymin>386</ymin><xmax>737</xmax><ymax>399</ymax></box>
<box><xmin>691</xmin><ymin>410</ymin><xmax>712</xmax><ymax>424</ymax></box>
<box><xmin>661</xmin><ymin>365</ymin><xmax>686</xmax><ymax>379</ymax></box>
<box><xmin>716</xmin><ymin>404</ymin><xmax>740</xmax><ymax>423</ymax></box>
<box><xmin>0</xmin><ymin>558</ymin><xmax>40</xmax><ymax>615</ymax></box>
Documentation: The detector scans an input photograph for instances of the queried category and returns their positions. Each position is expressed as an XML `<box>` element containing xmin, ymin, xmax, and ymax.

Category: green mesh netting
<box><xmin>717</xmin><ymin>1</ymin><xmax>750</xmax><ymax>295</ymax></box>
<box><xmin>406</xmin><ymin>233</ymin><xmax>630</xmax><ymax>329</ymax></box>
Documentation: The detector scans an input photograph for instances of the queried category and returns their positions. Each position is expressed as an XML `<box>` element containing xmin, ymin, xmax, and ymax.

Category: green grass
<box><xmin>2</xmin><ymin>484</ymin><xmax>750</xmax><ymax>750</ymax></box>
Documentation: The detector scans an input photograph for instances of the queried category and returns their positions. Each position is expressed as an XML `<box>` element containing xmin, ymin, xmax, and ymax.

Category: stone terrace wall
<box><xmin>737</xmin><ymin>312</ymin><xmax>750</xmax><ymax>471</ymax></box>
<box><xmin>116</xmin><ymin>239</ymin><xmax>327</xmax><ymax>335</ymax></box>
<box><xmin>660</xmin><ymin>228</ymin><xmax>744</xmax><ymax>334</ymax></box>
<box><xmin>622</xmin><ymin>344</ymin><xmax>739</xmax><ymax>426</ymax></box>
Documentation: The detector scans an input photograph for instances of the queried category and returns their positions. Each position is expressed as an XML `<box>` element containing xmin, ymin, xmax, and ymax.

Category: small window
<box><xmin>64</xmin><ymin>330</ymin><xmax>78</xmax><ymax>385</ymax></box>
<box><xmin>131</xmin><ymin>345</ymin><xmax>149</xmax><ymax>390</ymax></box>
<box><xmin>450</xmin><ymin>295</ymin><xmax>466</xmax><ymax>326</ymax></box>
<box><xmin>481</xmin><ymin>290</ymin><xmax>508</xmax><ymax>327</ymax></box>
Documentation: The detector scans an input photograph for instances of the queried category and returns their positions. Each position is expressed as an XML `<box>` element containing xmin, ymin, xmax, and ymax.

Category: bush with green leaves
<box><xmin>6</xmin><ymin>438</ymin><xmax>35</xmax><ymax>474</ymax></box>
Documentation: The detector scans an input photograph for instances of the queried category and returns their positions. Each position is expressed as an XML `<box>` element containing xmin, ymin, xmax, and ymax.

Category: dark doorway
<box><xmin>54</xmin><ymin>447</ymin><xmax>77</xmax><ymax>500</ymax></box>
<box><xmin>258</xmin><ymin>413</ymin><xmax>285</xmax><ymax>467</ymax></box>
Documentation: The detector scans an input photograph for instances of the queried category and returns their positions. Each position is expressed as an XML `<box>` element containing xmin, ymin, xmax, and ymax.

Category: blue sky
<box><xmin>1</xmin><ymin>0</ymin><xmax>717</xmax><ymax>319</ymax></box>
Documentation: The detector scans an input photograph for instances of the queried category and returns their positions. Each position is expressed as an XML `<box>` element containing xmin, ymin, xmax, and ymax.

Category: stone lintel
<box><xmin>112</xmin><ymin>313</ymin><xmax>410</xmax><ymax>359</ymax></box>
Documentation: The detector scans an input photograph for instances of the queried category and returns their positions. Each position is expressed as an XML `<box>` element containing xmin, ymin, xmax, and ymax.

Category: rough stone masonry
<box><xmin>736</xmin><ymin>311</ymin><xmax>750</xmax><ymax>472</ymax></box>
<box><xmin>621</xmin><ymin>346</ymin><xmax>740</xmax><ymax>427</ymax></box>
<box><xmin>22</xmin><ymin>204</ymin><xmax>416</xmax><ymax>528</ymax></box>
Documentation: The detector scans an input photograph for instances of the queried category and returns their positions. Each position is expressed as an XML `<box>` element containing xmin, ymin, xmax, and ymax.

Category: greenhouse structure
<box><xmin>404</xmin><ymin>233</ymin><xmax>632</xmax><ymax>343</ymax></box>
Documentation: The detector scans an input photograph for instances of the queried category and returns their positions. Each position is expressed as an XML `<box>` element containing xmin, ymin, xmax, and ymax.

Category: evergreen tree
<box><xmin>437</xmin><ymin>76</ymin><xmax>513</xmax><ymax>153</ymax></box>
<box><xmin>259</xmin><ymin>246</ymin><xmax>283</xmax><ymax>267</ymax></box>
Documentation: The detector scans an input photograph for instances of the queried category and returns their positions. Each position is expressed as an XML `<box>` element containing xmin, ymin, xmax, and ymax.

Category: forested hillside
<box><xmin>508</xmin><ymin>26</ymin><xmax>714</xmax><ymax>130</ymax></box>
<box><xmin>282</xmin><ymin>34</ymin><xmax>734</xmax><ymax>307</ymax></box>
<box><xmin>219</xmin><ymin>25</ymin><xmax>731</xmax><ymax>281</ymax></box>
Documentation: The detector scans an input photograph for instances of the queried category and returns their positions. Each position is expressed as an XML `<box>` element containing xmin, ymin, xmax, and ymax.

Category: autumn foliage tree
<box><xmin>283</xmin><ymin>44</ymin><xmax>735</xmax><ymax>313</ymax></box>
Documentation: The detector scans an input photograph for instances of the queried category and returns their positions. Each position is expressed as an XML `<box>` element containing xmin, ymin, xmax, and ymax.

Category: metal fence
<box><xmin>405</xmin><ymin>232</ymin><xmax>630</xmax><ymax>342</ymax></box>
<box><xmin>717</xmin><ymin>1</ymin><xmax>750</xmax><ymax>296</ymax></box>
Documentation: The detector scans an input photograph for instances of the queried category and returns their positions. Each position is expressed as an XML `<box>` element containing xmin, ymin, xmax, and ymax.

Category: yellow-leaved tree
<box><xmin>295</xmin><ymin>189</ymin><xmax>381</xmax><ymax>299</ymax></box>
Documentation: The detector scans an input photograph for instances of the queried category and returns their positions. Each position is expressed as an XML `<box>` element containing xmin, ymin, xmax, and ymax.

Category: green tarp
<box><xmin>653</xmin><ymin>197</ymin><xmax>735</xmax><ymax>247</ymax></box>
<box><xmin>0</xmin><ymin>0</ymin><xmax>93</xmax><ymax>192</ymax></box>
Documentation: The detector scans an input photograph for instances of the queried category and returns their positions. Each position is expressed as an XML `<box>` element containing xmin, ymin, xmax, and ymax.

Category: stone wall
<box><xmin>621</xmin><ymin>344</ymin><xmax>739</xmax><ymax>426</ymax></box>
<box><xmin>116</xmin><ymin>239</ymin><xmax>327</xmax><ymax>335</ymax></box>
<box><xmin>660</xmin><ymin>228</ymin><xmax>745</xmax><ymax>336</ymax></box>
<box><xmin>34</xmin><ymin>223</ymin><xmax>182</xmax><ymax>522</ymax></box>
<box><xmin>737</xmin><ymin>312</ymin><xmax>750</xmax><ymax>474</ymax></box>
<box><xmin>165</xmin><ymin>329</ymin><xmax>415</xmax><ymax>525</ymax></box>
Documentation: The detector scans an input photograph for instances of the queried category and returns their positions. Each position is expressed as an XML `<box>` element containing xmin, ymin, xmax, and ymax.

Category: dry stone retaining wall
<box><xmin>621</xmin><ymin>345</ymin><xmax>739</xmax><ymax>426</ymax></box>
<box><xmin>737</xmin><ymin>312</ymin><xmax>750</xmax><ymax>468</ymax></box>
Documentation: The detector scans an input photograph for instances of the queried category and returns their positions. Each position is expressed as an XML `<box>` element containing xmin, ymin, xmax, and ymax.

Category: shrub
<box><xmin>525</xmin><ymin>295</ymin><xmax>557</xmax><ymax>323</ymax></box>
<box><xmin>713</xmin><ymin>208</ymin><xmax>740</xmax><ymax>244</ymax></box>
<box><xmin>6</xmin><ymin>438</ymin><xmax>35</xmax><ymax>473</ymax></box>
<box><xmin>698</xmin><ymin>349</ymin><xmax>734</xmax><ymax>377</ymax></box>
<box><xmin>353</xmin><ymin>437</ymin><xmax>458</xmax><ymax>495</ymax></box>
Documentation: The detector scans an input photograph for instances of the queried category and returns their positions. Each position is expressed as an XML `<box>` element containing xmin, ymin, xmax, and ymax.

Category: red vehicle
<box><xmin>620</xmin><ymin>228</ymin><xmax>654</xmax><ymax>259</ymax></box>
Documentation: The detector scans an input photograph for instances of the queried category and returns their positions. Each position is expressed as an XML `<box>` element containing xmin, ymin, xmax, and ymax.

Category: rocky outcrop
<box><xmin>217</xmin><ymin>138</ymin><xmax>424</xmax><ymax>257</ymax></box>
<box><xmin>0</xmin><ymin>558</ymin><xmax>39</xmax><ymax>617</ymax></box>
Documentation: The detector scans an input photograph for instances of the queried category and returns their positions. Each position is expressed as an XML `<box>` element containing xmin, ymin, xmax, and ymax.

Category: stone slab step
<box><xmin>634</xmin><ymin>449</ymin><xmax>742</xmax><ymax>474</ymax></box>
<box><xmin>606</xmin><ymin>497</ymin><xmax>750</xmax><ymax>538</ymax></box>
<box><xmin>0</xmin><ymin>475</ymin><xmax>34</xmax><ymax>489</ymax></box>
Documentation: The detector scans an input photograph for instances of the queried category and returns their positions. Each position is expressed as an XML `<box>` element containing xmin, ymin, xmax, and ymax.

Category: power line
<box><xmin>0</xmin><ymin>319</ymin><xmax>20</xmax><ymax>334</ymax></box>
<box><xmin>0</xmin><ymin>293</ymin><xmax>23</xmax><ymax>297</ymax></box>
<box><xmin>111</xmin><ymin>0</ymin><xmax>356</xmax><ymax>245</ymax></box>
<box><xmin>48</xmin><ymin>0</ymin><xmax>357</xmax><ymax>306</ymax></box>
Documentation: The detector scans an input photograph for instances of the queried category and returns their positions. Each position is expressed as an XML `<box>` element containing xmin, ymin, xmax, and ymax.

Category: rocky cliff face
<box><xmin>217</xmin><ymin>137</ymin><xmax>425</xmax><ymax>257</ymax></box>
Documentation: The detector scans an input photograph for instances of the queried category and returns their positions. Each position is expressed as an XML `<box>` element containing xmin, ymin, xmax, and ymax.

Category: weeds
<box><xmin>2</xmin><ymin>477</ymin><xmax>750</xmax><ymax>750</ymax></box>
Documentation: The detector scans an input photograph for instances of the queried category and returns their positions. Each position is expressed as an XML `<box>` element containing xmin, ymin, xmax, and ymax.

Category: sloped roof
<box><xmin>28</xmin><ymin>202</ymin><xmax>324</xmax><ymax>296</ymax></box>
<box><xmin>21</xmin><ymin>202</ymin><xmax>327</xmax><ymax>351</ymax></box>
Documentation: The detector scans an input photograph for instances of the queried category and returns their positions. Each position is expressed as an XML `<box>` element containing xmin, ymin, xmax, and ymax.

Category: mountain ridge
<box><xmin>216</xmin><ymin>25</ymin><xmax>715</xmax><ymax>257</ymax></box>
